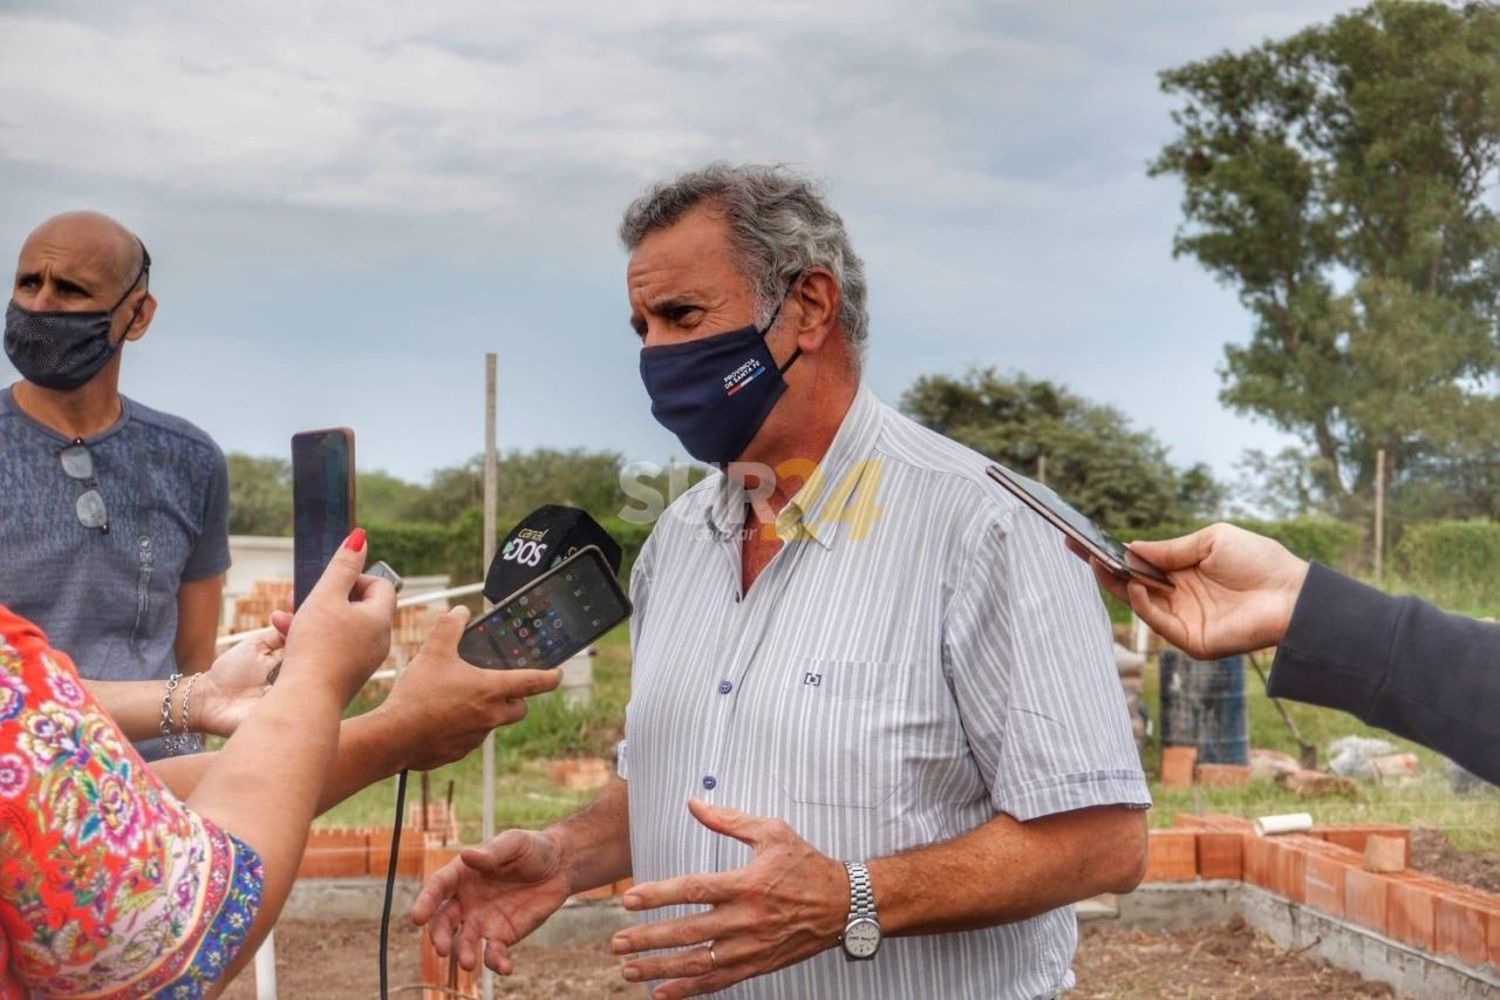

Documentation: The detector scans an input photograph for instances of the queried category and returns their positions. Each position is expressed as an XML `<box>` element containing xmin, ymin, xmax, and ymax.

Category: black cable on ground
<box><xmin>380</xmin><ymin>768</ymin><xmax>409</xmax><ymax>1000</ymax></box>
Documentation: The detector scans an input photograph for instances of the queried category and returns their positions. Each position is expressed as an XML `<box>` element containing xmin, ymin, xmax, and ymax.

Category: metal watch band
<box><xmin>845</xmin><ymin>861</ymin><xmax>876</xmax><ymax>920</ymax></box>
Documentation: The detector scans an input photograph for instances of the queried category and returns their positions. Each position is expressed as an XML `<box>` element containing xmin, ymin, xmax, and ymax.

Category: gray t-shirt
<box><xmin>0</xmin><ymin>386</ymin><xmax>230</xmax><ymax>753</ymax></box>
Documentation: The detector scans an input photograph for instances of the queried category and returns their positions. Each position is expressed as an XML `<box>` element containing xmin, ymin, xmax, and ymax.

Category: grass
<box><xmin>322</xmin><ymin>619</ymin><xmax>1497</xmax><ymax>864</ymax></box>
<box><xmin>1141</xmin><ymin>654</ymin><xmax>1499</xmax><ymax>857</ymax></box>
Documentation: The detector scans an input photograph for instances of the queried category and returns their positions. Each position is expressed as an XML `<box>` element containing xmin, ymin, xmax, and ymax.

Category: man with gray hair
<box><xmin>414</xmin><ymin>164</ymin><xmax>1150</xmax><ymax>998</ymax></box>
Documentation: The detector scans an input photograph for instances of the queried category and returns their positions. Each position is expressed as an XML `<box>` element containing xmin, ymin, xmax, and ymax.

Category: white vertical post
<box><xmin>254</xmin><ymin>929</ymin><xmax>277</xmax><ymax>999</ymax></box>
<box><xmin>481</xmin><ymin>353</ymin><xmax>499</xmax><ymax>1000</ymax></box>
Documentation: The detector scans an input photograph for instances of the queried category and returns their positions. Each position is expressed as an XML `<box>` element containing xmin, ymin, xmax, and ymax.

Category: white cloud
<box><xmin>0</xmin><ymin>0</ymin><xmax>1355</xmax><ymax>480</ymax></box>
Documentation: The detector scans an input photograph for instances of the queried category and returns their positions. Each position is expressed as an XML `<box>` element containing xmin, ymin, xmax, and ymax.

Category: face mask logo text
<box><xmin>722</xmin><ymin>358</ymin><xmax>766</xmax><ymax>397</ymax></box>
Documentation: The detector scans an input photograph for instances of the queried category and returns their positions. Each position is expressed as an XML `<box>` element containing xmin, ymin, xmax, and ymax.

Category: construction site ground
<box><xmin>220</xmin><ymin>914</ymin><xmax>1397</xmax><ymax>1000</ymax></box>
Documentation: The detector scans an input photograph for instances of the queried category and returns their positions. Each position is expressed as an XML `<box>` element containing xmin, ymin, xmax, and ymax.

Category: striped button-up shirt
<box><xmin>620</xmin><ymin>385</ymin><xmax>1150</xmax><ymax>999</ymax></box>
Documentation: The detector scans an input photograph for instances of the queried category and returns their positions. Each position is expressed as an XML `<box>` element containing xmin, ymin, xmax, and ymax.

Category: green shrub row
<box><xmin>1121</xmin><ymin>517</ymin><xmax>1362</xmax><ymax>570</ymax></box>
<box><xmin>365</xmin><ymin>511</ymin><xmax>654</xmax><ymax>589</ymax></box>
<box><xmin>1392</xmin><ymin>520</ymin><xmax>1500</xmax><ymax>616</ymax></box>
<box><xmin>368</xmin><ymin>510</ymin><xmax>1373</xmax><ymax>594</ymax></box>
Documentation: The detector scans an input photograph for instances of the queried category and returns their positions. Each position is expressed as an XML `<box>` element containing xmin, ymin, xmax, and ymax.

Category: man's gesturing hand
<box><xmin>611</xmin><ymin>799</ymin><xmax>848</xmax><ymax>1000</ymax></box>
<box><xmin>410</xmin><ymin>829</ymin><xmax>574</xmax><ymax>975</ymax></box>
<box><xmin>1070</xmin><ymin>522</ymin><xmax>1310</xmax><ymax>660</ymax></box>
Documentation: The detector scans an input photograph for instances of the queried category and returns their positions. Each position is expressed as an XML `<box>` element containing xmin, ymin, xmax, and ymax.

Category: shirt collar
<box><xmin>0</xmin><ymin>385</ymin><xmax>133</xmax><ymax>446</ymax></box>
<box><xmin>706</xmin><ymin>385</ymin><xmax>884</xmax><ymax>551</ymax></box>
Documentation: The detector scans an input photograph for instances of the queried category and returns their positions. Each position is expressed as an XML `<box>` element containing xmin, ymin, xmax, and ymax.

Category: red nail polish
<box><xmin>344</xmin><ymin>528</ymin><xmax>367</xmax><ymax>552</ymax></box>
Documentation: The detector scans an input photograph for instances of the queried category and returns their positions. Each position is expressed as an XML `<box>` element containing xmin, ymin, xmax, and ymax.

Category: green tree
<box><xmin>225</xmin><ymin>453</ymin><xmax>292</xmax><ymax>535</ymax></box>
<box><xmin>357</xmin><ymin>470</ymin><xmax>427</xmax><ymax>524</ymax></box>
<box><xmin>901</xmin><ymin>369</ymin><xmax>1218</xmax><ymax>529</ymax></box>
<box><xmin>1152</xmin><ymin>0</ymin><xmax>1500</xmax><ymax>517</ymax></box>
<box><xmin>401</xmin><ymin>448</ymin><xmax>637</xmax><ymax>526</ymax></box>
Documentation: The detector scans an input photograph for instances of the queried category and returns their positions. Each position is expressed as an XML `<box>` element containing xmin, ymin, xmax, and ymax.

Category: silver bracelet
<box><xmin>160</xmin><ymin>673</ymin><xmax>183</xmax><ymax>755</ymax></box>
<box><xmin>180</xmin><ymin>673</ymin><xmax>203</xmax><ymax>753</ymax></box>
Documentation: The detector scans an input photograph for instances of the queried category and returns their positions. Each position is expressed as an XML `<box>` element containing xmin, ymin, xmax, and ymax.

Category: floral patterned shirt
<box><xmin>0</xmin><ymin>606</ymin><xmax>263</xmax><ymax>998</ymax></box>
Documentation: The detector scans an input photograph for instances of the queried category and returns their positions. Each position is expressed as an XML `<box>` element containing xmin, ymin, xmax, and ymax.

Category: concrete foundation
<box><xmin>1105</xmin><ymin>883</ymin><xmax>1499</xmax><ymax>999</ymax></box>
<box><xmin>282</xmin><ymin>878</ymin><xmax>634</xmax><ymax>948</ymax></box>
<box><xmin>528</xmin><ymin>900</ymin><xmax>635</xmax><ymax>948</ymax></box>
<box><xmin>282</xmin><ymin>877</ymin><xmax>418</xmax><ymax>922</ymax></box>
<box><xmin>283</xmin><ymin>876</ymin><xmax>1498</xmax><ymax>997</ymax></box>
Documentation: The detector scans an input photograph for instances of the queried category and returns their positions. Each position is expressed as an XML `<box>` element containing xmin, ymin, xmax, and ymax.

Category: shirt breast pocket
<box><xmin>774</xmin><ymin>659</ymin><xmax>905</xmax><ymax>809</ymax></box>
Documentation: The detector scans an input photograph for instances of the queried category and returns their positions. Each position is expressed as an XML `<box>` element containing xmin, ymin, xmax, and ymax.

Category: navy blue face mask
<box><xmin>639</xmin><ymin>293</ymin><xmax>801</xmax><ymax>465</ymax></box>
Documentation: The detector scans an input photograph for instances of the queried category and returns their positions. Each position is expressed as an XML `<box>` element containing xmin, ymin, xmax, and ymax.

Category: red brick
<box><xmin>1363</xmin><ymin>834</ymin><xmax>1407</xmax><ymax>873</ymax></box>
<box><xmin>1490</xmin><ymin>899</ymin><xmax>1500</xmax><ymax>970</ymax></box>
<box><xmin>1435</xmin><ymin>892</ymin><xmax>1490</xmax><ymax>968</ymax></box>
<box><xmin>1242</xmin><ymin>835</ymin><xmax>1276</xmax><ymax>892</ymax></box>
<box><xmin>370</xmin><ymin>826</ymin><xmax>424</xmax><ymax>879</ymax></box>
<box><xmin>1304</xmin><ymin>850</ymin><xmax>1359</xmax><ymax>918</ymax></box>
<box><xmin>1160</xmin><ymin>746</ymin><xmax>1198</xmax><ymax>790</ymax></box>
<box><xmin>1269</xmin><ymin>836</ymin><xmax>1321</xmax><ymax>903</ymax></box>
<box><xmin>1202</xmin><ymin>813</ymin><xmax>1254</xmax><ymax>832</ymax></box>
<box><xmin>1280</xmin><ymin>768</ymin><xmax>1355</xmax><ymax>797</ymax></box>
<box><xmin>298</xmin><ymin>828</ymin><xmax>370</xmax><ymax>878</ymax></box>
<box><xmin>1344</xmin><ymin>868</ymin><xmax>1391</xmax><ymax>935</ymax></box>
<box><xmin>1387</xmin><ymin>874</ymin><xmax>1444</xmax><ymax>951</ymax></box>
<box><xmin>1197</xmin><ymin>831</ymin><xmax>1243</xmax><ymax>881</ymax></box>
<box><xmin>1194</xmin><ymin>763</ymin><xmax>1250</xmax><ymax>788</ymax></box>
<box><xmin>421</xmin><ymin>843</ymin><xmax>462</xmax><ymax>880</ymax></box>
<box><xmin>1144</xmin><ymin>829</ymin><xmax>1198</xmax><ymax>882</ymax></box>
<box><xmin>1171</xmin><ymin>813</ymin><xmax>1212</xmax><ymax>830</ymax></box>
<box><xmin>1445</xmin><ymin>886</ymin><xmax>1500</xmax><ymax>970</ymax></box>
<box><xmin>1314</xmin><ymin>822</ymin><xmax>1410</xmax><ymax>856</ymax></box>
<box><xmin>420</xmin><ymin>902</ymin><xmax>479</xmax><ymax>999</ymax></box>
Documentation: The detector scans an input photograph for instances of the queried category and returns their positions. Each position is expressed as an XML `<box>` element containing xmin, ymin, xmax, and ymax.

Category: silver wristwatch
<box><xmin>840</xmin><ymin>861</ymin><xmax>882</xmax><ymax>961</ymax></box>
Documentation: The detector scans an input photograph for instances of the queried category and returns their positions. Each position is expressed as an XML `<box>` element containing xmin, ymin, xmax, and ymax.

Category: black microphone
<box><xmin>484</xmin><ymin>505</ymin><xmax>624</xmax><ymax>604</ymax></box>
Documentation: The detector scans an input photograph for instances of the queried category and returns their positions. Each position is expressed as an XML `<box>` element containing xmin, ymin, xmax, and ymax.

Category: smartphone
<box><xmin>458</xmin><ymin>545</ymin><xmax>632</xmax><ymax>670</ymax></box>
<box><xmin>292</xmin><ymin>428</ymin><xmax>356</xmax><ymax>610</ymax></box>
<box><xmin>984</xmin><ymin>464</ymin><xmax>1174</xmax><ymax>592</ymax></box>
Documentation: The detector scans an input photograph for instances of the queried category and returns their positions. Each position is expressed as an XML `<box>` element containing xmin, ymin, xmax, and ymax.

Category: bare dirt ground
<box><xmin>221</xmin><ymin>916</ymin><xmax>1397</xmax><ymax>999</ymax></box>
<box><xmin>1072</xmin><ymin>917</ymin><xmax>1394</xmax><ymax>999</ymax></box>
<box><xmin>1410</xmin><ymin>824</ymin><xmax>1500</xmax><ymax>893</ymax></box>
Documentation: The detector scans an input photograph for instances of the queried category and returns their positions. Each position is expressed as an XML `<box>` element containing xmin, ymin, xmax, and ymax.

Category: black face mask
<box><xmin>4</xmin><ymin>247</ymin><xmax>150</xmax><ymax>392</ymax></box>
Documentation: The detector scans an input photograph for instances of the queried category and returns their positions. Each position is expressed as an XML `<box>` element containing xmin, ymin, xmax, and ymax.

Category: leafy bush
<box><xmin>1122</xmin><ymin>517</ymin><xmax>1361</xmax><ymax>570</ymax></box>
<box><xmin>1235</xmin><ymin>517</ymin><xmax>1362</xmax><ymax>571</ymax></box>
<box><xmin>364</xmin><ymin>510</ymin><xmax>657</xmax><ymax>591</ymax></box>
<box><xmin>1393</xmin><ymin>520</ymin><xmax>1500</xmax><ymax>616</ymax></box>
<box><xmin>365</xmin><ymin>521</ymin><xmax>455</xmax><ymax>577</ymax></box>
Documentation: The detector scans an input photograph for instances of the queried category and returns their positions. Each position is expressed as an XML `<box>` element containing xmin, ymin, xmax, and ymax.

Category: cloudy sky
<box><xmin>0</xmin><ymin>0</ymin><xmax>1356</xmax><ymax>486</ymax></box>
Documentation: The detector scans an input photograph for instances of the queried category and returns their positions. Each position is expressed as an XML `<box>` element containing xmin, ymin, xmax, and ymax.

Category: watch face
<box><xmin>844</xmin><ymin>917</ymin><xmax>881</xmax><ymax>959</ymax></box>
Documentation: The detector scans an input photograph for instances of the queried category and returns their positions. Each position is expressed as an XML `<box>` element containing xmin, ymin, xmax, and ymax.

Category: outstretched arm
<box><xmin>1072</xmin><ymin>522</ymin><xmax>1500</xmax><ymax>782</ymax></box>
<box><xmin>90</xmin><ymin>620</ymin><xmax>287</xmax><ymax>743</ymax></box>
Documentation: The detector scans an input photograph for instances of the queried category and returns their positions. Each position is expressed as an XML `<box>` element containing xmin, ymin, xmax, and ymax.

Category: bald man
<box><xmin>2</xmin><ymin>212</ymin><xmax>230</xmax><ymax>759</ymax></box>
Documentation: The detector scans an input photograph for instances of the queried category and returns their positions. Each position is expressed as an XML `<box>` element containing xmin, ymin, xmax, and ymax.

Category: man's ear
<box><xmin>790</xmin><ymin>268</ymin><xmax>843</xmax><ymax>356</ymax></box>
<box><xmin>120</xmin><ymin>291</ymin><xmax>156</xmax><ymax>343</ymax></box>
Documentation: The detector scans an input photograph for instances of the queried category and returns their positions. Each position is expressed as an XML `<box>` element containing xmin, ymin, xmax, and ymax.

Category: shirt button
<box><xmin>702</xmin><ymin>775</ymin><xmax>717</xmax><ymax>791</ymax></box>
<box><xmin>717</xmin><ymin>680</ymin><xmax>733</xmax><ymax>695</ymax></box>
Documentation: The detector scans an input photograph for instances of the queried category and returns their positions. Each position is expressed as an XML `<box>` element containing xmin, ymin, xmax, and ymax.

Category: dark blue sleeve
<box><xmin>182</xmin><ymin>445</ymin><xmax>231</xmax><ymax>581</ymax></box>
<box><xmin>1267</xmin><ymin>562</ymin><xmax>1499</xmax><ymax>784</ymax></box>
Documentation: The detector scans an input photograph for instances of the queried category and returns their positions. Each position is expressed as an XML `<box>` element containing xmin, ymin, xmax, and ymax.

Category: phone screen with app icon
<box><xmin>457</xmin><ymin>545</ymin><xmax>632</xmax><ymax>670</ymax></box>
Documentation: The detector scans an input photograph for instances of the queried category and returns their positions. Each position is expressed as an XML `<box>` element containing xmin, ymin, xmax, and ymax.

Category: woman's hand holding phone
<box><xmin>280</xmin><ymin>528</ymin><xmax>397</xmax><ymax>706</ymax></box>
